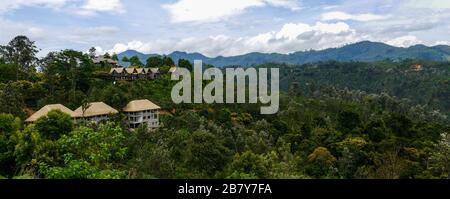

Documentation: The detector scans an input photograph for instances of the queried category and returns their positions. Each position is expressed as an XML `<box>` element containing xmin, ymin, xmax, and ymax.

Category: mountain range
<box><xmin>118</xmin><ymin>41</ymin><xmax>450</xmax><ymax>67</ymax></box>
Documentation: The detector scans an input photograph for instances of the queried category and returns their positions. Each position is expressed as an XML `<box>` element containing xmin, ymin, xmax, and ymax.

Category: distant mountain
<box><xmin>117</xmin><ymin>50</ymin><xmax>158</xmax><ymax>67</ymax></box>
<box><xmin>118</xmin><ymin>41</ymin><xmax>450</xmax><ymax>67</ymax></box>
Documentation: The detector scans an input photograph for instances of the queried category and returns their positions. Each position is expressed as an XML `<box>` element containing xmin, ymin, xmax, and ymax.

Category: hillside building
<box><xmin>25</xmin><ymin>104</ymin><xmax>77</xmax><ymax>123</ymax></box>
<box><xmin>123</xmin><ymin>99</ymin><xmax>161</xmax><ymax>129</ymax></box>
<box><xmin>74</xmin><ymin>102</ymin><xmax>119</xmax><ymax>123</ymax></box>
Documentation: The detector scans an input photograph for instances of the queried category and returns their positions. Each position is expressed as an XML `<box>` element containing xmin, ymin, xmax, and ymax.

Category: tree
<box><xmin>41</xmin><ymin>123</ymin><xmax>128</xmax><ymax>179</ymax></box>
<box><xmin>122</xmin><ymin>56</ymin><xmax>129</xmax><ymax>64</ymax></box>
<box><xmin>337</xmin><ymin>110</ymin><xmax>361</xmax><ymax>133</ymax></box>
<box><xmin>162</xmin><ymin>56</ymin><xmax>175</xmax><ymax>66</ymax></box>
<box><xmin>0</xmin><ymin>36</ymin><xmax>39</xmax><ymax>80</ymax></box>
<box><xmin>111</xmin><ymin>53</ymin><xmax>119</xmax><ymax>61</ymax></box>
<box><xmin>0</xmin><ymin>114</ymin><xmax>21</xmax><ymax>177</ymax></box>
<box><xmin>185</xmin><ymin>131</ymin><xmax>231</xmax><ymax>177</ymax></box>
<box><xmin>429</xmin><ymin>133</ymin><xmax>450</xmax><ymax>179</ymax></box>
<box><xmin>129</xmin><ymin>56</ymin><xmax>143</xmax><ymax>67</ymax></box>
<box><xmin>88</xmin><ymin>47</ymin><xmax>96</xmax><ymax>58</ymax></box>
<box><xmin>178</xmin><ymin>59</ymin><xmax>192</xmax><ymax>71</ymax></box>
<box><xmin>104</xmin><ymin>53</ymin><xmax>111</xmax><ymax>59</ymax></box>
<box><xmin>305</xmin><ymin>147</ymin><xmax>337</xmax><ymax>178</ymax></box>
<box><xmin>146</xmin><ymin>56</ymin><xmax>163</xmax><ymax>68</ymax></box>
<box><xmin>35</xmin><ymin>110</ymin><xmax>73</xmax><ymax>140</ymax></box>
<box><xmin>40</xmin><ymin>50</ymin><xmax>93</xmax><ymax>108</ymax></box>
<box><xmin>0</xmin><ymin>82</ymin><xmax>26</xmax><ymax>118</ymax></box>
<box><xmin>226</xmin><ymin>151</ymin><xmax>268</xmax><ymax>179</ymax></box>
<box><xmin>0</xmin><ymin>63</ymin><xmax>17</xmax><ymax>82</ymax></box>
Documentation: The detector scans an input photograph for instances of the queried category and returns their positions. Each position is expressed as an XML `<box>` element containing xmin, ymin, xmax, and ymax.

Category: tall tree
<box><xmin>122</xmin><ymin>56</ymin><xmax>130</xmax><ymax>64</ymax></box>
<box><xmin>40</xmin><ymin>50</ymin><xmax>93</xmax><ymax>107</ymax></box>
<box><xmin>146</xmin><ymin>56</ymin><xmax>163</xmax><ymax>68</ymax></box>
<box><xmin>162</xmin><ymin>56</ymin><xmax>175</xmax><ymax>66</ymax></box>
<box><xmin>178</xmin><ymin>59</ymin><xmax>193</xmax><ymax>71</ymax></box>
<box><xmin>111</xmin><ymin>53</ymin><xmax>119</xmax><ymax>61</ymax></box>
<box><xmin>88</xmin><ymin>47</ymin><xmax>96</xmax><ymax>58</ymax></box>
<box><xmin>0</xmin><ymin>36</ymin><xmax>39</xmax><ymax>80</ymax></box>
<box><xmin>0</xmin><ymin>83</ymin><xmax>26</xmax><ymax>118</ymax></box>
<box><xmin>129</xmin><ymin>56</ymin><xmax>143</xmax><ymax>66</ymax></box>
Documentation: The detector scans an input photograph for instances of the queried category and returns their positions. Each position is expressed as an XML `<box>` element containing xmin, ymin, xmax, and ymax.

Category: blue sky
<box><xmin>1</xmin><ymin>0</ymin><xmax>450</xmax><ymax>57</ymax></box>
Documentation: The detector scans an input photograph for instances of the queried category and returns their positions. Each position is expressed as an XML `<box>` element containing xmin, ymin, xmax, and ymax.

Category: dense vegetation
<box><xmin>1</xmin><ymin>36</ymin><xmax>449</xmax><ymax>179</ymax></box>
<box><xmin>273</xmin><ymin>60</ymin><xmax>450</xmax><ymax>116</ymax></box>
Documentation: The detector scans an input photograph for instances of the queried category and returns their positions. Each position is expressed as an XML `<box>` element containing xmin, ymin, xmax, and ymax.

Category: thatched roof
<box><xmin>125</xmin><ymin>68</ymin><xmax>137</xmax><ymax>74</ymax></box>
<box><xmin>110</xmin><ymin>67</ymin><xmax>161</xmax><ymax>75</ymax></box>
<box><xmin>93</xmin><ymin>56</ymin><xmax>118</xmax><ymax>64</ymax></box>
<box><xmin>169</xmin><ymin>67</ymin><xmax>177</xmax><ymax>73</ymax></box>
<box><xmin>123</xmin><ymin>99</ymin><xmax>161</xmax><ymax>112</ymax></box>
<box><xmin>135</xmin><ymin>68</ymin><xmax>145</xmax><ymax>74</ymax></box>
<box><xmin>149</xmin><ymin>68</ymin><xmax>160</xmax><ymax>74</ymax></box>
<box><xmin>74</xmin><ymin>102</ymin><xmax>119</xmax><ymax>117</ymax></box>
<box><xmin>110</xmin><ymin>68</ymin><xmax>124</xmax><ymax>74</ymax></box>
<box><xmin>25</xmin><ymin>104</ymin><xmax>76</xmax><ymax>122</ymax></box>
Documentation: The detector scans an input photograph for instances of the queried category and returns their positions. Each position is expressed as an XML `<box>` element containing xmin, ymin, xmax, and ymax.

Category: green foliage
<box><xmin>35</xmin><ymin>110</ymin><xmax>73</xmax><ymax>140</ymax></box>
<box><xmin>305</xmin><ymin>147</ymin><xmax>337</xmax><ymax>178</ymax></box>
<box><xmin>129</xmin><ymin>56</ymin><xmax>143</xmax><ymax>66</ymax></box>
<box><xmin>184</xmin><ymin>131</ymin><xmax>231</xmax><ymax>177</ymax></box>
<box><xmin>178</xmin><ymin>59</ymin><xmax>193</xmax><ymax>71</ymax></box>
<box><xmin>0</xmin><ymin>114</ymin><xmax>21</xmax><ymax>177</ymax></box>
<box><xmin>146</xmin><ymin>56</ymin><xmax>163</xmax><ymax>68</ymax></box>
<box><xmin>39</xmin><ymin>122</ymin><xmax>128</xmax><ymax>179</ymax></box>
<box><xmin>0</xmin><ymin>82</ymin><xmax>26</xmax><ymax>118</ymax></box>
<box><xmin>162</xmin><ymin>56</ymin><xmax>175</xmax><ymax>67</ymax></box>
<box><xmin>0</xmin><ymin>35</ymin><xmax>39</xmax><ymax>80</ymax></box>
<box><xmin>111</xmin><ymin>53</ymin><xmax>119</xmax><ymax>61</ymax></box>
<box><xmin>122</xmin><ymin>56</ymin><xmax>129</xmax><ymax>63</ymax></box>
<box><xmin>226</xmin><ymin>151</ymin><xmax>268</xmax><ymax>179</ymax></box>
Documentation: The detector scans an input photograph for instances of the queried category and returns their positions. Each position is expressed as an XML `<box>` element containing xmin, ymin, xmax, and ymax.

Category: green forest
<box><xmin>1</xmin><ymin>36</ymin><xmax>449</xmax><ymax>179</ymax></box>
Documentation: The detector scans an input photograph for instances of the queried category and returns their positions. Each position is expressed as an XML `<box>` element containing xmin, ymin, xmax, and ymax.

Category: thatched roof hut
<box><xmin>25</xmin><ymin>104</ymin><xmax>76</xmax><ymax>123</ymax></box>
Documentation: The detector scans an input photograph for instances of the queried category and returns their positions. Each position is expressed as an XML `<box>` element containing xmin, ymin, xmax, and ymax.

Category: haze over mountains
<box><xmin>118</xmin><ymin>41</ymin><xmax>450</xmax><ymax>67</ymax></box>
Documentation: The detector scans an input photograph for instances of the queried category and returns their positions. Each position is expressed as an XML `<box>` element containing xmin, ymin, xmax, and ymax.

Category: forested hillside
<box><xmin>1</xmin><ymin>36</ymin><xmax>449</xmax><ymax>179</ymax></box>
<box><xmin>272</xmin><ymin>60</ymin><xmax>450</xmax><ymax>116</ymax></box>
<box><xmin>118</xmin><ymin>41</ymin><xmax>450</xmax><ymax>67</ymax></box>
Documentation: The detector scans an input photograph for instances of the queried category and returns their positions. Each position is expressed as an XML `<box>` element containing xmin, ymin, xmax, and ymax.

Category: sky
<box><xmin>1</xmin><ymin>0</ymin><xmax>450</xmax><ymax>57</ymax></box>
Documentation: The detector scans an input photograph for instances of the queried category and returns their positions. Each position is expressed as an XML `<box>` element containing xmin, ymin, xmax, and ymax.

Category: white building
<box><xmin>74</xmin><ymin>102</ymin><xmax>119</xmax><ymax>123</ymax></box>
<box><xmin>123</xmin><ymin>99</ymin><xmax>161</xmax><ymax>129</ymax></box>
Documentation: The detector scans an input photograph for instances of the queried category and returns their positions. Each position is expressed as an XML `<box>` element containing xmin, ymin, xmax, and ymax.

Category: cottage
<box><xmin>74</xmin><ymin>102</ymin><xmax>119</xmax><ymax>123</ymax></box>
<box><xmin>123</xmin><ymin>99</ymin><xmax>161</xmax><ymax>129</ymax></box>
<box><xmin>110</xmin><ymin>67</ymin><xmax>161</xmax><ymax>81</ymax></box>
<box><xmin>110</xmin><ymin>68</ymin><xmax>125</xmax><ymax>80</ymax></box>
<box><xmin>25</xmin><ymin>104</ymin><xmax>77</xmax><ymax>123</ymax></box>
<box><xmin>411</xmin><ymin>64</ymin><xmax>423</xmax><ymax>72</ymax></box>
<box><xmin>145</xmin><ymin>68</ymin><xmax>160</xmax><ymax>79</ymax></box>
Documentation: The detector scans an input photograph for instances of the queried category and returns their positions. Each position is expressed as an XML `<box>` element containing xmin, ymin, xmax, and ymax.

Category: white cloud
<box><xmin>163</xmin><ymin>0</ymin><xmax>301</xmax><ymax>23</ymax></box>
<box><xmin>321</xmin><ymin>11</ymin><xmax>389</xmax><ymax>22</ymax></box>
<box><xmin>386</xmin><ymin>35</ymin><xmax>421</xmax><ymax>47</ymax></box>
<box><xmin>434</xmin><ymin>41</ymin><xmax>450</xmax><ymax>46</ymax></box>
<box><xmin>407</xmin><ymin>0</ymin><xmax>450</xmax><ymax>9</ymax></box>
<box><xmin>107</xmin><ymin>21</ymin><xmax>362</xmax><ymax>57</ymax></box>
<box><xmin>56</xmin><ymin>26</ymin><xmax>120</xmax><ymax>45</ymax></box>
<box><xmin>73</xmin><ymin>26</ymin><xmax>119</xmax><ymax>36</ymax></box>
<box><xmin>80</xmin><ymin>0</ymin><xmax>125</xmax><ymax>15</ymax></box>
<box><xmin>0</xmin><ymin>0</ymin><xmax>125</xmax><ymax>16</ymax></box>
<box><xmin>0</xmin><ymin>0</ymin><xmax>71</xmax><ymax>13</ymax></box>
<box><xmin>0</xmin><ymin>18</ymin><xmax>46</xmax><ymax>44</ymax></box>
<box><xmin>264</xmin><ymin>0</ymin><xmax>301</xmax><ymax>11</ymax></box>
